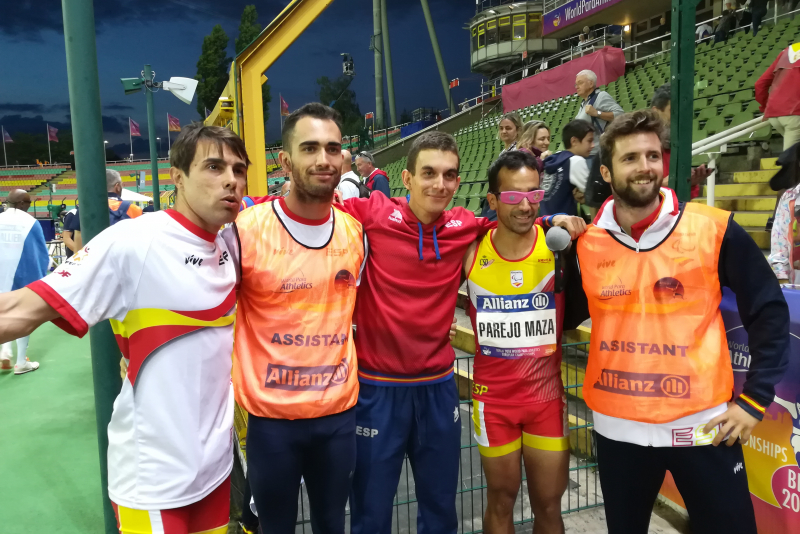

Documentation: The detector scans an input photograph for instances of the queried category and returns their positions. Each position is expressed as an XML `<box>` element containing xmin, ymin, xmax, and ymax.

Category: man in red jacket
<box><xmin>756</xmin><ymin>42</ymin><xmax>800</xmax><ymax>152</ymax></box>
<box><xmin>355</xmin><ymin>151</ymin><xmax>391</xmax><ymax>197</ymax></box>
<box><xmin>340</xmin><ymin>131</ymin><xmax>584</xmax><ymax>534</ymax></box>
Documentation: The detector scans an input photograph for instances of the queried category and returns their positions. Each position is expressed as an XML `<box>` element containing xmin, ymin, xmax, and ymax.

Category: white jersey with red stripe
<box><xmin>28</xmin><ymin>209</ymin><xmax>237</xmax><ymax>509</ymax></box>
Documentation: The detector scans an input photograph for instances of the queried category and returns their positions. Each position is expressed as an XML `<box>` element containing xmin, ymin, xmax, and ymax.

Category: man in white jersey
<box><xmin>0</xmin><ymin>123</ymin><xmax>249</xmax><ymax>534</ymax></box>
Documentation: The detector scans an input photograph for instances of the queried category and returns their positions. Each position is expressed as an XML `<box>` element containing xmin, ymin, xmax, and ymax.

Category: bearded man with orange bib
<box><xmin>464</xmin><ymin>150</ymin><xmax>589</xmax><ymax>534</ymax></box>
<box><xmin>232</xmin><ymin>104</ymin><xmax>367</xmax><ymax>534</ymax></box>
<box><xmin>576</xmin><ymin>110</ymin><xmax>790</xmax><ymax>533</ymax></box>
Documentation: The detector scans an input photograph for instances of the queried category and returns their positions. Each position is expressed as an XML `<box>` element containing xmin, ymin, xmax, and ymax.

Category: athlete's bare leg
<box><xmin>481</xmin><ymin>449</ymin><xmax>522</xmax><ymax>534</ymax></box>
<box><xmin>523</xmin><ymin>446</ymin><xmax>568</xmax><ymax>534</ymax></box>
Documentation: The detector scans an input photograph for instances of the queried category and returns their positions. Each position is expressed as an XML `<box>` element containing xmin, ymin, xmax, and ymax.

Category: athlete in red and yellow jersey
<box><xmin>576</xmin><ymin>110</ymin><xmax>789</xmax><ymax>534</ymax></box>
<box><xmin>464</xmin><ymin>150</ymin><xmax>588</xmax><ymax>534</ymax></box>
<box><xmin>233</xmin><ymin>104</ymin><xmax>367</xmax><ymax>534</ymax></box>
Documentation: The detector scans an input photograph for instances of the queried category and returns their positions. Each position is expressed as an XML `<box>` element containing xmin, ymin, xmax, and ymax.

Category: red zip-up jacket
<box><xmin>339</xmin><ymin>194</ymin><xmax>495</xmax><ymax>383</ymax></box>
<box><xmin>755</xmin><ymin>47</ymin><xmax>800</xmax><ymax>119</ymax></box>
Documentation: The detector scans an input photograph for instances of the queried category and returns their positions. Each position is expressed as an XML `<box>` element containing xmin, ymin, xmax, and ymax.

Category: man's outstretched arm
<box><xmin>0</xmin><ymin>288</ymin><xmax>60</xmax><ymax>343</ymax></box>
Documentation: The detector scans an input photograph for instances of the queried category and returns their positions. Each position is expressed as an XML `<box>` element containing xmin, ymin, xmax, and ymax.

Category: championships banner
<box><xmin>542</xmin><ymin>0</ymin><xmax>624</xmax><ymax>36</ymax></box>
<box><xmin>723</xmin><ymin>287</ymin><xmax>800</xmax><ymax>534</ymax></box>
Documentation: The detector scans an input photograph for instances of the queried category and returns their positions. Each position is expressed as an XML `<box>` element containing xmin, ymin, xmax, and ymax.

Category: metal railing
<box><xmin>285</xmin><ymin>340</ymin><xmax>600</xmax><ymax>533</ymax></box>
<box><xmin>691</xmin><ymin>115</ymin><xmax>771</xmax><ymax>207</ymax></box>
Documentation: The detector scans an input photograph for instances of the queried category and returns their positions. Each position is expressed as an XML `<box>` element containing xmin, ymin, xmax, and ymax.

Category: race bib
<box><xmin>476</xmin><ymin>293</ymin><xmax>557</xmax><ymax>359</ymax></box>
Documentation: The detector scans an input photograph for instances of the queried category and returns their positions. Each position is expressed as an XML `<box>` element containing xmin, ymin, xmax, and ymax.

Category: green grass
<box><xmin>0</xmin><ymin>322</ymin><xmax>104</xmax><ymax>533</ymax></box>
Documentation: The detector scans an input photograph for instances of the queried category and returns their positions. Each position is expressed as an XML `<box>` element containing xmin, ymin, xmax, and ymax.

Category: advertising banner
<box><xmin>543</xmin><ymin>0</ymin><xmax>625</xmax><ymax>35</ymax></box>
<box><xmin>722</xmin><ymin>287</ymin><xmax>800</xmax><ymax>534</ymax></box>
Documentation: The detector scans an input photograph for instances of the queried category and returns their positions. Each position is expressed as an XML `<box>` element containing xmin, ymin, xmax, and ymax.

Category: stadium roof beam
<box><xmin>207</xmin><ymin>0</ymin><xmax>336</xmax><ymax>196</ymax></box>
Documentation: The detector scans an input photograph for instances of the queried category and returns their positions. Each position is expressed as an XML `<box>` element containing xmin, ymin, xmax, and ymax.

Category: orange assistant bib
<box><xmin>577</xmin><ymin>203</ymin><xmax>733</xmax><ymax>424</ymax></box>
<box><xmin>233</xmin><ymin>201</ymin><xmax>365</xmax><ymax>420</ymax></box>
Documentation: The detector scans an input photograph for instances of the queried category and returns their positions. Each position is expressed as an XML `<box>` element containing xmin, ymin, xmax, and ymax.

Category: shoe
<box><xmin>14</xmin><ymin>359</ymin><xmax>39</xmax><ymax>375</ymax></box>
<box><xmin>0</xmin><ymin>354</ymin><xmax>11</xmax><ymax>370</ymax></box>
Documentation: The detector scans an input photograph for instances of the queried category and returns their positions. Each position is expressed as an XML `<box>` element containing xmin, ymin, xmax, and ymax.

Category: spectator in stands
<box><xmin>749</xmin><ymin>0</ymin><xmax>769</xmax><ymax>36</ymax></box>
<box><xmin>62</xmin><ymin>207</ymin><xmax>79</xmax><ymax>258</ymax></box>
<box><xmin>280</xmin><ymin>177</ymin><xmax>291</xmax><ymax>196</ymax></box>
<box><xmin>355</xmin><ymin>151</ymin><xmax>391</xmax><ymax>197</ymax></box>
<box><xmin>498</xmin><ymin>112</ymin><xmax>522</xmax><ymax>154</ymax></box>
<box><xmin>517</xmin><ymin>121</ymin><xmax>552</xmax><ymax>163</ymax></box>
<box><xmin>756</xmin><ymin>44</ymin><xmax>800</xmax><ymax>152</ymax></box>
<box><xmin>142</xmin><ymin>200</ymin><xmax>155</xmax><ymax>213</ymax></box>
<box><xmin>714</xmin><ymin>8</ymin><xmax>738</xmax><ymax>44</ymax></box>
<box><xmin>696</xmin><ymin>22</ymin><xmax>714</xmax><ymax>41</ymax></box>
<box><xmin>64</xmin><ymin>169</ymin><xmax>143</xmax><ymax>251</ymax></box>
<box><xmin>337</xmin><ymin>149</ymin><xmax>363</xmax><ymax>200</ymax></box>
<box><xmin>540</xmin><ymin>120</ymin><xmax>593</xmax><ymax>216</ymax></box>
<box><xmin>658</xmin><ymin>16</ymin><xmax>670</xmax><ymax>51</ymax></box>
<box><xmin>574</xmin><ymin>69</ymin><xmax>623</xmax><ymax>155</ymax></box>
<box><xmin>650</xmin><ymin>83</ymin><xmax>712</xmax><ymax>198</ymax></box>
<box><xmin>0</xmin><ymin>190</ymin><xmax>49</xmax><ymax>375</ymax></box>
<box><xmin>583</xmin><ymin>25</ymin><xmax>594</xmax><ymax>39</ymax></box>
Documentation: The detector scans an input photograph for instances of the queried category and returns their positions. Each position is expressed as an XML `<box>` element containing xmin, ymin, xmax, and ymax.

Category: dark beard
<box><xmin>291</xmin><ymin>169</ymin><xmax>337</xmax><ymax>203</ymax></box>
<box><xmin>611</xmin><ymin>172</ymin><xmax>661</xmax><ymax>209</ymax></box>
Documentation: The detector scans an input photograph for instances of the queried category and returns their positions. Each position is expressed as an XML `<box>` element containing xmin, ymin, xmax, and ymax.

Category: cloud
<box><xmin>0</xmin><ymin>103</ymin><xmax>46</xmax><ymax>113</ymax></box>
<box><xmin>105</xmin><ymin>103</ymin><xmax>135</xmax><ymax>111</ymax></box>
<box><xmin>102</xmin><ymin>116</ymin><xmax>126</xmax><ymax>134</ymax></box>
<box><xmin>1</xmin><ymin>0</ymin><xmax>456</xmax><ymax>40</ymax></box>
<box><xmin>0</xmin><ymin>115</ymin><xmax>70</xmax><ymax>135</ymax></box>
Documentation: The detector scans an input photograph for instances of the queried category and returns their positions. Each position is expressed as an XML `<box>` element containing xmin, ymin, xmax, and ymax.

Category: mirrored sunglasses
<box><xmin>498</xmin><ymin>190</ymin><xmax>544</xmax><ymax>205</ymax></box>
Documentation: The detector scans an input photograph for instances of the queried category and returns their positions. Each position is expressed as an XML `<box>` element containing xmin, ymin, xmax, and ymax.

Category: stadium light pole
<box><xmin>121</xmin><ymin>69</ymin><xmax>197</xmax><ymax>211</ymax></box>
<box><xmin>669</xmin><ymin>0</ymin><xmax>699</xmax><ymax>202</ymax></box>
<box><xmin>61</xmin><ymin>1</ymin><xmax>121</xmax><ymax>533</ymax></box>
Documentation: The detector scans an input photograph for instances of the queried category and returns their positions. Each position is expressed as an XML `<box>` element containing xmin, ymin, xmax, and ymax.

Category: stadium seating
<box><xmin>382</xmin><ymin>15</ymin><xmax>798</xmax><ymax>249</ymax></box>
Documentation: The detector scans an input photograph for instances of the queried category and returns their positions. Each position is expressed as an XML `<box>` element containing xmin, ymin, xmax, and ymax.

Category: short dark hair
<box><xmin>282</xmin><ymin>103</ymin><xmax>343</xmax><ymax>150</ymax></box>
<box><xmin>406</xmin><ymin>131</ymin><xmax>460</xmax><ymax>174</ymax></box>
<box><xmin>600</xmin><ymin>109</ymin><xmax>665</xmax><ymax>171</ymax></box>
<box><xmin>562</xmin><ymin>119</ymin><xmax>594</xmax><ymax>149</ymax></box>
<box><xmin>651</xmin><ymin>83</ymin><xmax>671</xmax><ymax>111</ymax></box>
<box><xmin>170</xmin><ymin>122</ymin><xmax>250</xmax><ymax>176</ymax></box>
<box><xmin>487</xmin><ymin>150</ymin><xmax>540</xmax><ymax>194</ymax></box>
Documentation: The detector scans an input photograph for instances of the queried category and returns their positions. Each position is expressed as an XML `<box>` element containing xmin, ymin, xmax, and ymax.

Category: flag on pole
<box><xmin>130</xmin><ymin>118</ymin><xmax>141</xmax><ymax>137</ymax></box>
<box><xmin>3</xmin><ymin>129</ymin><xmax>12</xmax><ymax>143</ymax></box>
<box><xmin>47</xmin><ymin>125</ymin><xmax>59</xmax><ymax>142</ymax></box>
<box><xmin>365</xmin><ymin>112</ymin><xmax>374</xmax><ymax>119</ymax></box>
<box><xmin>168</xmin><ymin>114</ymin><xmax>181</xmax><ymax>132</ymax></box>
<box><xmin>280</xmin><ymin>95</ymin><xmax>290</xmax><ymax>117</ymax></box>
<box><xmin>449</xmin><ymin>78</ymin><xmax>460</xmax><ymax>89</ymax></box>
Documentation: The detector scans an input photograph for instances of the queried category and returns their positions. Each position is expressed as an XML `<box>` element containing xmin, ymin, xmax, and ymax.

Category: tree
<box><xmin>195</xmin><ymin>25</ymin><xmax>231</xmax><ymax>119</ymax></box>
<box><xmin>316</xmin><ymin>76</ymin><xmax>362</xmax><ymax>136</ymax></box>
<box><xmin>400</xmin><ymin>108</ymin><xmax>413</xmax><ymax>124</ymax></box>
<box><xmin>236</xmin><ymin>6</ymin><xmax>271</xmax><ymax>131</ymax></box>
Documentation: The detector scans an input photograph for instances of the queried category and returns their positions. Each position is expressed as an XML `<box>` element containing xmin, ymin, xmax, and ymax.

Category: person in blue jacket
<box><xmin>0</xmin><ymin>190</ymin><xmax>50</xmax><ymax>375</ymax></box>
<box><xmin>540</xmin><ymin>120</ymin><xmax>594</xmax><ymax>216</ymax></box>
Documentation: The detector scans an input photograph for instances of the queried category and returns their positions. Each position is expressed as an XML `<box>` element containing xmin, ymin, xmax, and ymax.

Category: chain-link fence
<box><xmin>271</xmin><ymin>340</ymin><xmax>600</xmax><ymax>533</ymax></box>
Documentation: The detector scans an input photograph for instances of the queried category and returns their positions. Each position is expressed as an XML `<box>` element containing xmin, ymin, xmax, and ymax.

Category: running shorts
<box><xmin>472</xmin><ymin>396</ymin><xmax>569</xmax><ymax>457</ymax></box>
<box><xmin>112</xmin><ymin>477</ymin><xmax>230</xmax><ymax>534</ymax></box>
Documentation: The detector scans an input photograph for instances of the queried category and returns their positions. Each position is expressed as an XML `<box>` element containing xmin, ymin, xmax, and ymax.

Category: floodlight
<box><xmin>121</xmin><ymin>78</ymin><xmax>143</xmax><ymax>95</ymax></box>
<box><xmin>162</xmin><ymin>77</ymin><xmax>198</xmax><ymax>105</ymax></box>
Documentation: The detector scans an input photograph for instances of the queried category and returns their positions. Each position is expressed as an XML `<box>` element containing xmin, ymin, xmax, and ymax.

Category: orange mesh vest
<box><xmin>576</xmin><ymin>203</ymin><xmax>732</xmax><ymax>424</ymax></box>
<box><xmin>233</xmin><ymin>202</ymin><xmax>365</xmax><ymax>419</ymax></box>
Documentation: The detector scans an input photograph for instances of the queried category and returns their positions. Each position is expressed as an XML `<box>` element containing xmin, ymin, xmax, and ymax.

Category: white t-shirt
<box><xmin>30</xmin><ymin>209</ymin><xmax>236</xmax><ymax>509</ymax></box>
<box><xmin>272</xmin><ymin>198</ymin><xmax>369</xmax><ymax>278</ymax></box>
<box><xmin>337</xmin><ymin>171</ymin><xmax>362</xmax><ymax>201</ymax></box>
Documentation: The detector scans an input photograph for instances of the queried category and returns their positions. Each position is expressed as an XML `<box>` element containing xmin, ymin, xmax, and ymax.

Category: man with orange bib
<box><xmin>576</xmin><ymin>110</ymin><xmax>790</xmax><ymax>533</ymax></box>
<box><xmin>464</xmin><ymin>150</ymin><xmax>588</xmax><ymax>534</ymax></box>
<box><xmin>233</xmin><ymin>104</ymin><xmax>367</xmax><ymax>534</ymax></box>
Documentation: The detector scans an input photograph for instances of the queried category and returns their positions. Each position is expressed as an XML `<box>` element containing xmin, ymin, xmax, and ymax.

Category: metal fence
<box><xmin>285</xmin><ymin>340</ymin><xmax>600</xmax><ymax>533</ymax></box>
